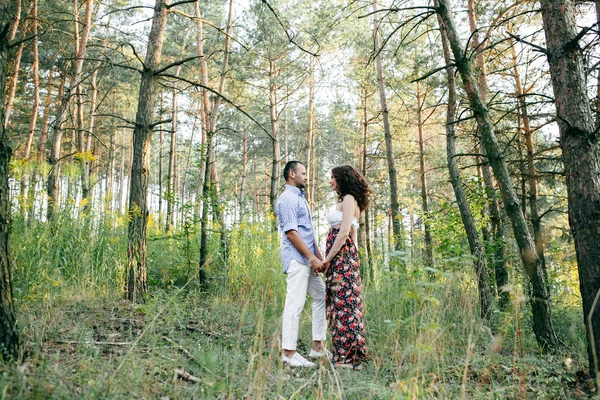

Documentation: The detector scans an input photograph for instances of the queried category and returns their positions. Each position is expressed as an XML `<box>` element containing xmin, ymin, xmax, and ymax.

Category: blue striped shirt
<box><xmin>276</xmin><ymin>185</ymin><xmax>316</xmax><ymax>273</ymax></box>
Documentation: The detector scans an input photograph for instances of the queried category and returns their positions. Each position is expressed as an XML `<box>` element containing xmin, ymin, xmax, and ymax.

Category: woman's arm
<box><xmin>324</xmin><ymin>195</ymin><xmax>357</xmax><ymax>264</ymax></box>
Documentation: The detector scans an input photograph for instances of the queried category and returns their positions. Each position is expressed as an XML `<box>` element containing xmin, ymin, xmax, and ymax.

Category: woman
<box><xmin>321</xmin><ymin>165</ymin><xmax>370</xmax><ymax>370</ymax></box>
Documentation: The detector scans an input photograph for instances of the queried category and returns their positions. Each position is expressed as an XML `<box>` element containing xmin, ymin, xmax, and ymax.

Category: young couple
<box><xmin>276</xmin><ymin>161</ymin><xmax>370</xmax><ymax>371</ymax></box>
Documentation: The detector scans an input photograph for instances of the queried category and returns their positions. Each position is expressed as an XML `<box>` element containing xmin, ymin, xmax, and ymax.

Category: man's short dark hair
<box><xmin>283</xmin><ymin>161</ymin><xmax>304</xmax><ymax>180</ymax></box>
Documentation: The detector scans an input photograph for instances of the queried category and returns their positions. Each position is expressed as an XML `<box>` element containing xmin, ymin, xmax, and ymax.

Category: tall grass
<box><xmin>3</xmin><ymin>212</ymin><xmax>588</xmax><ymax>399</ymax></box>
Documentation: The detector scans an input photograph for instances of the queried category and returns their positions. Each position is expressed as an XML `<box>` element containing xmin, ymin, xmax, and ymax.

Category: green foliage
<box><xmin>2</xmin><ymin>213</ymin><xmax>589</xmax><ymax>398</ymax></box>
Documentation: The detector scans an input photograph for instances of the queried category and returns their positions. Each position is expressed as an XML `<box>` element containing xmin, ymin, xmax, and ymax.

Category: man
<box><xmin>276</xmin><ymin>161</ymin><xmax>327</xmax><ymax>367</ymax></box>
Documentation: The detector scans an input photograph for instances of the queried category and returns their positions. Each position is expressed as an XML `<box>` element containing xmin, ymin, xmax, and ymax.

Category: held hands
<box><xmin>309</xmin><ymin>256</ymin><xmax>324</xmax><ymax>273</ymax></box>
<box><xmin>310</xmin><ymin>257</ymin><xmax>330</xmax><ymax>274</ymax></box>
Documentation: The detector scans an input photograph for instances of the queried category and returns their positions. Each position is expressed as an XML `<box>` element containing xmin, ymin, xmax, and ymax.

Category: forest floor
<box><xmin>0</xmin><ymin>283</ymin><xmax>594</xmax><ymax>399</ymax></box>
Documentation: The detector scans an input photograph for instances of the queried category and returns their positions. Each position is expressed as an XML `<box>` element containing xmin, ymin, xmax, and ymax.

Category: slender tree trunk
<box><xmin>106</xmin><ymin>116</ymin><xmax>115</xmax><ymax>211</ymax></box>
<box><xmin>20</xmin><ymin>0</ymin><xmax>40</xmax><ymax>218</ymax></box>
<box><xmin>416</xmin><ymin>81</ymin><xmax>434</xmax><ymax>270</ymax></box>
<box><xmin>81</xmin><ymin>65</ymin><xmax>99</xmax><ymax>213</ymax></box>
<box><xmin>199</xmin><ymin>132</ymin><xmax>213</xmax><ymax>287</ymax></box>
<box><xmin>437</xmin><ymin>0</ymin><xmax>558</xmax><ymax>348</ymax></box>
<box><xmin>194</xmin><ymin>2</ymin><xmax>209</xmax><ymax>221</ymax></box>
<box><xmin>181</xmin><ymin>105</ymin><xmax>198</xmax><ymax>210</ymax></box>
<box><xmin>166</xmin><ymin>66</ymin><xmax>182</xmax><ymax>232</ymax></box>
<box><xmin>467</xmin><ymin>0</ymin><xmax>509</xmax><ymax>307</ymax></box>
<box><xmin>0</xmin><ymin>1</ymin><xmax>20</xmax><ymax>360</ymax></box>
<box><xmin>126</xmin><ymin>0</ymin><xmax>169</xmax><ymax>302</ymax></box>
<box><xmin>118</xmin><ymin>130</ymin><xmax>126</xmax><ymax>216</ymax></box>
<box><xmin>307</xmin><ymin>55</ymin><xmax>316</xmax><ymax>209</ymax></box>
<box><xmin>539</xmin><ymin>0</ymin><xmax>600</xmax><ymax>375</ymax></box>
<box><xmin>46</xmin><ymin>0</ymin><xmax>93</xmax><ymax>220</ymax></box>
<box><xmin>239</xmin><ymin>124</ymin><xmax>247</xmax><ymax>218</ymax></box>
<box><xmin>438</xmin><ymin>14</ymin><xmax>491</xmax><ymax>319</ymax></box>
<box><xmin>359</xmin><ymin>86</ymin><xmax>373</xmax><ymax>275</ymax></box>
<box><xmin>373</xmin><ymin>0</ymin><xmax>402</xmax><ymax>251</ymax></box>
<box><xmin>197</xmin><ymin>0</ymin><xmax>233</xmax><ymax>279</ymax></box>
<box><xmin>3</xmin><ymin>31</ymin><xmax>25</xmax><ymax>131</ymax></box>
<box><xmin>268</xmin><ymin>58</ymin><xmax>280</xmax><ymax>229</ymax></box>
<box><xmin>509</xmin><ymin>35</ymin><xmax>550</xmax><ymax>297</ymax></box>
<box><xmin>158</xmin><ymin>91</ymin><xmax>164</xmax><ymax>228</ymax></box>
<box><xmin>22</xmin><ymin>0</ymin><xmax>39</xmax><ymax>160</ymax></box>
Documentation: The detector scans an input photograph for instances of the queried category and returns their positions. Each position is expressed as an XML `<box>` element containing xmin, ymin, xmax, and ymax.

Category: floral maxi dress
<box><xmin>325</xmin><ymin>228</ymin><xmax>367</xmax><ymax>365</ymax></box>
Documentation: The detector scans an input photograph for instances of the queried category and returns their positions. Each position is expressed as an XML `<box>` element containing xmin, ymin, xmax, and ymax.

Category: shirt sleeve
<box><xmin>277</xmin><ymin>196</ymin><xmax>299</xmax><ymax>233</ymax></box>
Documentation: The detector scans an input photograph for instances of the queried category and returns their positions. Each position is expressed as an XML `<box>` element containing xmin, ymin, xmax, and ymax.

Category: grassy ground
<box><xmin>0</xmin><ymin>280</ymin><xmax>590</xmax><ymax>399</ymax></box>
<box><xmin>0</xmin><ymin>217</ymin><xmax>592</xmax><ymax>399</ymax></box>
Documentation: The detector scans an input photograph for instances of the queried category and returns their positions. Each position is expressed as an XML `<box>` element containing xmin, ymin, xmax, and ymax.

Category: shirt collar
<box><xmin>285</xmin><ymin>184</ymin><xmax>305</xmax><ymax>198</ymax></box>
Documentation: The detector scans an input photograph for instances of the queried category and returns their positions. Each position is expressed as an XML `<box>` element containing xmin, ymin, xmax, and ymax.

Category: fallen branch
<box><xmin>54</xmin><ymin>340</ymin><xmax>133</xmax><ymax>346</ymax></box>
<box><xmin>174</xmin><ymin>368</ymin><xmax>201</xmax><ymax>383</ymax></box>
<box><xmin>163</xmin><ymin>336</ymin><xmax>197</xmax><ymax>361</ymax></box>
<box><xmin>184</xmin><ymin>325</ymin><xmax>221</xmax><ymax>337</ymax></box>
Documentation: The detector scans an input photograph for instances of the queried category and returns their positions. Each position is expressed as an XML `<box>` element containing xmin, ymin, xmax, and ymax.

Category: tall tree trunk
<box><xmin>20</xmin><ymin>0</ymin><xmax>40</xmax><ymax>218</ymax></box>
<box><xmin>3</xmin><ymin>18</ymin><xmax>25</xmax><ymax>132</ymax></box>
<box><xmin>199</xmin><ymin>132</ymin><xmax>213</xmax><ymax>287</ymax></box>
<box><xmin>539</xmin><ymin>0</ymin><xmax>600</xmax><ymax>375</ymax></box>
<box><xmin>166</xmin><ymin>66</ymin><xmax>182</xmax><ymax>233</ymax></box>
<box><xmin>181</xmin><ymin>104</ymin><xmax>198</xmax><ymax>211</ymax></box>
<box><xmin>46</xmin><ymin>0</ymin><xmax>93</xmax><ymax>220</ymax></box>
<box><xmin>158</xmin><ymin>91</ymin><xmax>164</xmax><ymax>228</ymax></box>
<box><xmin>82</xmin><ymin>65</ymin><xmax>99</xmax><ymax>213</ymax></box>
<box><xmin>30</xmin><ymin>76</ymin><xmax>54</xmax><ymax>221</ymax></box>
<box><xmin>0</xmin><ymin>1</ymin><xmax>20</xmax><ymax>361</ymax></box>
<box><xmin>416</xmin><ymin>81</ymin><xmax>434</xmax><ymax>270</ymax></box>
<box><xmin>467</xmin><ymin>0</ymin><xmax>509</xmax><ymax>307</ymax></box>
<box><xmin>509</xmin><ymin>35</ymin><xmax>549</xmax><ymax>296</ymax></box>
<box><xmin>125</xmin><ymin>0</ymin><xmax>169</xmax><ymax>302</ymax></box>
<box><xmin>268</xmin><ymin>58</ymin><xmax>280</xmax><ymax>229</ymax></box>
<box><xmin>307</xmin><ymin>55</ymin><xmax>316</xmax><ymax>209</ymax></box>
<box><xmin>106</xmin><ymin>110</ymin><xmax>115</xmax><ymax>211</ymax></box>
<box><xmin>239</xmin><ymin>124</ymin><xmax>247</xmax><ymax>218</ymax></box>
<box><xmin>359</xmin><ymin>85</ymin><xmax>373</xmax><ymax>276</ymax></box>
<box><xmin>438</xmin><ymin>13</ymin><xmax>491</xmax><ymax>319</ymax></box>
<box><xmin>373</xmin><ymin>0</ymin><xmax>402</xmax><ymax>251</ymax></box>
<box><xmin>118</xmin><ymin>130</ymin><xmax>126</xmax><ymax>216</ymax></box>
<box><xmin>437</xmin><ymin>0</ymin><xmax>558</xmax><ymax>348</ymax></box>
<box><xmin>197</xmin><ymin>0</ymin><xmax>234</xmax><ymax>282</ymax></box>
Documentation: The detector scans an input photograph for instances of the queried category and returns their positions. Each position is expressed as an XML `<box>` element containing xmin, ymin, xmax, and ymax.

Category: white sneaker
<box><xmin>281</xmin><ymin>352</ymin><xmax>316</xmax><ymax>367</ymax></box>
<box><xmin>309</xmin><ymin>348</ymin><xmax>332</xmax><ymax>360</ymax></box>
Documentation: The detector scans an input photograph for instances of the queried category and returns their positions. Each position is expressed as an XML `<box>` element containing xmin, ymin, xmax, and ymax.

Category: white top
<box><xmin>327</xmin><ymin>207</ymin><xmax>359</xmax><ymax>230</ymax></box>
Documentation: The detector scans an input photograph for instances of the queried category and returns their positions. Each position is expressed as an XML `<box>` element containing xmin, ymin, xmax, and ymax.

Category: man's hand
<box><xmin>320</xmin><ymin>260</ymin><xmax>330</xmax><ymax>274</ymax></box>
<box><xmin>309</xmin><ymin>256</ymin><xmax>324</xmax><ymax>273</ymax></box>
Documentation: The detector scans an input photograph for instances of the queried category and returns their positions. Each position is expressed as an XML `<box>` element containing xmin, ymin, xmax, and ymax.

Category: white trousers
<box><xmin>281</xmin><ymin>259</ymin><xmax>326</xmax><ymax>350</ymax></box>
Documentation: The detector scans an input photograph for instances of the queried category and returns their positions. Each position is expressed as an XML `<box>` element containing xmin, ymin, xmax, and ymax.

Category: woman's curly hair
<box><xmin>332</xmin><ymin>165</ymin><xmax>370</xmax><ymax>211</ymax></box>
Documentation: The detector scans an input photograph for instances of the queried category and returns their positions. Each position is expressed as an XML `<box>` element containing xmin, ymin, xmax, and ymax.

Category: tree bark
<box><xmin>373</xmin><ymin>0</ymin><xmax>402</xmax><ymax>251</ymax></box>
<box><xmin>0</xmin><ymin>1</ymin><xmax>20</xmax><ymax>361</ymax></box>
<box><xmin>125</xmin><ymin>0</ymin><xmax>169</xmax><ymax>302</ymax></box>
<box><xmin>268</xmin><ymin>58</ymin><xmax>280</xmax><ymax>230</ymax></box>
<box><xmin>416</xmin><ymin>81</ymin><xmax>434</xmax><ymax>270</ymax></box>
<box><xmin>197</xmin><ymin>0</ymin><xmax>234</xmax><ymax>282</ymax></box>
<box><xmin>46</xmin><ymin>0</ymin><xmax>93</xmax><ymax>220</ymax></box>
<box><xmin>509</xmin><ymin>35</ymin><xmax>549</xmax><ymax>296</ymax></box>
<box><xmin>166</xmin><ymin>65</ymin><xmax>182</xmax><ymax>232</ymax></box>
<box><xmin>467</xmin><ymin>0</ymin><xmax>509</xmax><ymax>307</ymax></box>
<box><xmin>437</xmin><ymin>0</ymin><xmax>558</xmax><ymax>348</ymax></box>
<box><xmin>438</xmin><ymin>12</ymin><xmax>491</xmax><ymax>319</ymax></box>
<box><xmin>307</xmin><ymin>55</ymin><xmax>316</xmax><ymax>210</ymax></box>
<box><xmin>3</xmin><ymin>17</ymin><xmax>25</xmax><ymax>132</ymax></box>
<box><xmin>239</xmin><ymin>124</ymin><xmax>247</xmax><ymax>218</ymax></box>
<box><xmin>20</xmin><ymin>0</ymin><xmax>40</xmax><ymax>218</ymax></box>
<box><xmin>539</xmin><ymin>0</ymin><xmax>600</xmax><ymax>375</ymax></box>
